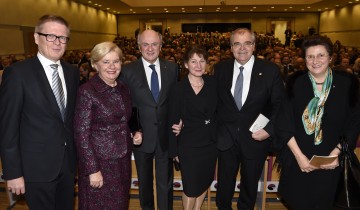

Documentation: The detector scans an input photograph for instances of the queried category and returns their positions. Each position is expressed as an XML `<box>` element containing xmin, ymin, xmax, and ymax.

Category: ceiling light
<box><xmin>146</xmin><ymin>8</ymin><xmax>150</xmax><ymax>10</ymax></box>
<box><xmin>271</xmin><ymin>6</ymin><xmax>274</xmax><ymax>9</ymax></box>
<box><xmin>106</xmin><ymin>8</ymin><xmax>110</xmax><ymax>10</ymax></box>
<box><xmin>307</xmin><ymin>6</ymin><xmax>311</xmax><ymax>8</ymax></box>
<box><xmin>182</xmin><ymin>8</ymin><xmax>185</xmax><ymax>10</ymax></box>
<box><xmin>289</xmin><ymin>6</ymin><xmax>293</xmax><ymax>9</ymax></box>
<box><xmin>235</xmin><ymin>7</ymin><xmax>238</xmax><ymax>9</ymax></box>
<box><xmin>164</xmin><ymin>8</ymin><xmax>167</xmax><ymax>10</ymax></box>
<box><xmin>253</xmin><ymin>6</ymin><xmax>256</xmax><ymax>9</ymax></box>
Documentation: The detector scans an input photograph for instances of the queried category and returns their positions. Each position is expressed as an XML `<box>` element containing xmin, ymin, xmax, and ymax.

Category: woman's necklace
<box><xmin>189</xmin><ymin>77</ymin><xmax>204</xmax><ymax>88</ymax></box>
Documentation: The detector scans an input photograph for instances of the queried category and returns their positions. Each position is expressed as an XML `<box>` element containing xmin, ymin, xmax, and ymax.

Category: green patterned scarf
<box><xmin>302</xmin><ymin>68</ymin><xmax>333</xmax><ymax>145</ymax></box>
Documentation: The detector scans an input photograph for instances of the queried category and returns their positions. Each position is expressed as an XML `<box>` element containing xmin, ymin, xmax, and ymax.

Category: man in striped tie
<box><xmin>0</xmin><ymin>15</ymin><xmax>79</xmax><ymax>210</ymax></box>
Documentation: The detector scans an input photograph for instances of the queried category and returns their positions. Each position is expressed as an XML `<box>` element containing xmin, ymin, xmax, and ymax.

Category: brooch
<box><xmin>205</xmin><ymin>119</ymin><xmax>211</xmax><ymax>124</ymax></box>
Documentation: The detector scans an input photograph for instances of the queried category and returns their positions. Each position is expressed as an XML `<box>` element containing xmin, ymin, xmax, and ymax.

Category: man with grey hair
<box><xmin>121</xmin><ymin>29</ymin><xmax>180</xmax><ymax>210</ymax></box>
<box><xmin>214</xmin><ymin>28</ymin><xmax>285</xmax><ymax>209</ymax></box>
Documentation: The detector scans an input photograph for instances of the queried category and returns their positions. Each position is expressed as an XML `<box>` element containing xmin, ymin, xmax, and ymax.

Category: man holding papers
<box><xmin>214</xmin><ymin>28</ymin><xmax>285</xmax><ymax>210</ymax></box>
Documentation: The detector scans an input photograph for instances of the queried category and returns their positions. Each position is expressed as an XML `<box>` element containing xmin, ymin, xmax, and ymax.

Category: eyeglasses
<box><xmin>305</xmin><ymin>53</ymin><xmax>329</xmax><ymax>62</ymax></box>
<box><xmin>232</xmin><ymin>41</ymin><xmax>254</xmax><ymax>48</ymax></box>
<box><xmin>37</xmin><ymin>32</ymin><xmax>70</xmax><ymax>44</ymax></box>
<box><xmin>140</xmin><ymin>42</ymin><xmax>160</xmax><ymax>48</ymax></box>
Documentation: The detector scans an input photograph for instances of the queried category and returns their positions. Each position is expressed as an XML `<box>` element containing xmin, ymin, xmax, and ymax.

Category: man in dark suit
<box><xmin>0</xmin><ymin>15</ymin><xmax>79</xmax><ymax>210</ymax></box>
<box><xmin>214</xmin><ymin>28</ymin><xmax>285</xmax><ymax>210</ymax></box>
<box><xmin>120</xmin><ymin>29</ymin><xmax>179</xmax><ymax>210</ymax></box>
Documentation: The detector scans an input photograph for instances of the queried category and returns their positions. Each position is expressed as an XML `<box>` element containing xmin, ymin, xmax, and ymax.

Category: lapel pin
<box><xmin>205</xmin><ymin>119</ymin><xmax>211</xmax><ymax>125</ymax></box>
<box><xmin>259</xmin><ymin>73</ymin><xmax>262</xmax><ymax>76</ymax></box>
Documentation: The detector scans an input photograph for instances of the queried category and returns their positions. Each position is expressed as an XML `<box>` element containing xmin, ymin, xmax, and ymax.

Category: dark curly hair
<box><xmin>302</xmin><ymin>35</ymin><xmax>333</xmax><ymax>58</ymax></box>
<box><xmin>183</xmin><ymin>45</ymin><xmax>208</xmax><ymax>64</ymax></box>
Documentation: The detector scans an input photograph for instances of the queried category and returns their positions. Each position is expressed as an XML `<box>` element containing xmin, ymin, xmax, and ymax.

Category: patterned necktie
<box><xmin>149</xmin><ymin>64</ymin><xmax>159</xmax><ymax>102</ymax></box>
<box><xmin>50</xmin><ymin>64</ymin><xmax>66</xmax><ymax>120</ymax></box>
<box><xmin>234</xmin><ymin>66</ymin><xmax>244</xmax><ymax>110</ymax></box>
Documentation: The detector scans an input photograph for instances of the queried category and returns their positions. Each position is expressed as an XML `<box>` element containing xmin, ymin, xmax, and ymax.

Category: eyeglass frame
<box><xmin>232</xmin><ymin>41</ymin><xmax>254</xmax><ymax>48</ymax></box>
<box><xmin>37</xmin><ymin>32</ymin><xmax>70</xmax><ymax>44</ymax></box>
<box><xmin>305</xmin><ymin>53</ymin><xmax>330</xmax><ymax>62</ymax></box>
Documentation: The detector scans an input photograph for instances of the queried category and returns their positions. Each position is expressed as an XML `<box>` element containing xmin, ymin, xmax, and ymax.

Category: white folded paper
<box><xmin>249</xmin><ymin>114</ymin><xmax>269</xmax><ymax>133</ymax></box>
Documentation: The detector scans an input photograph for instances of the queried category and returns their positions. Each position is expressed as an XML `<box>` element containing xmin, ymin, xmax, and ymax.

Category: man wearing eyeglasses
<box><xmin>0</xmin><ymin>15</ymin><xmax>79</xmax><ymax>210</ymax></box>
<box><xmin>214</xmin><ymin>28</ymin><xmax>285</xmax><ymax>210</ymax></box>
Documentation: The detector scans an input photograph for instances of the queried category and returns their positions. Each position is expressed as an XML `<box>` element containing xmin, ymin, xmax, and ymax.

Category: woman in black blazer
<box><xmin>168</xmin><ymin>45</ymin><xmax>218</xmax><ymax>210</ymax></box>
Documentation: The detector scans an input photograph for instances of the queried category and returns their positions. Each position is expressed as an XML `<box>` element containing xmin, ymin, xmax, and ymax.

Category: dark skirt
<box><xmin>278</xmin><ymin>158</ymin><xmax>341</xmax><ymax>210</ymax></box>
<box><xmin>179</xmin><ymin>142</ymin><xmax>217</xmax><ymax>197</ymax></box>
<box><xmin>78</xmin><ymin>152</ymin><xmax>132</xmax><ymax>210</ymax></box>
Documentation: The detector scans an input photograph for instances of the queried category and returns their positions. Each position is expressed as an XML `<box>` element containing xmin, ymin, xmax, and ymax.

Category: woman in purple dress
<box><xmin>74</xmin><ymin>42</ymin><xmax>142</xmax><ymax>210</ymax></box>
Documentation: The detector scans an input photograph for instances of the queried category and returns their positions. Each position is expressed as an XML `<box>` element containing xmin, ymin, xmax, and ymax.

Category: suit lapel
<box><xmin>158</xmin><ymin>60</ymin><xmax>169</xmax><ymax>104</ymax></box>
<box><xmin>32</xmin><ymin>57</ymin><xmax>64</xmax><ymax>120</ymax></box>
<box><xmin>242</xmin><ymin>59</ymin><xmax>261</xmax><ymax>109</ymax></box>
<box><xmin>61</xmin><ymin>61</ymin><xmax>73</xmax><ymax>121</ymax></box>
<box><xmin>138</xmin><ymin>60</ymin><xmax>156</xmax><ymax>103</ymax></box>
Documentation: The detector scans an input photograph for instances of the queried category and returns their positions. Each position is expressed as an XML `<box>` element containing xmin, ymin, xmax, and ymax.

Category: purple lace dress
<box><xmin>74</xmin><ymin>75</ymin><xmax>133</xmax><ymax>210</ymax></box>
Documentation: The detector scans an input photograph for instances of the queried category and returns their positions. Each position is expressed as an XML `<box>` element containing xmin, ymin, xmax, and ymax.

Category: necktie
<box><xmin>149</xmin><ymin>64</ymin><xmax>159</xmax><ymax>102</ymax></box>
<box><xmin>234</xmin><ymin>66</ymin><xmax>244</xmax><ymax>110</ymax></box>
<box><xmin>50</xmin><ymin>64</ymin><xmax>66</xmax><ymax>120</ymax></box>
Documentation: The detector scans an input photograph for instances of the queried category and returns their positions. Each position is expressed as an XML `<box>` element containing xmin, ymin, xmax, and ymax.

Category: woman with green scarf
<box><xmin>275</xmin><ymin>35</ymin><xmax>360</xmax><ymax>210</ymax></box>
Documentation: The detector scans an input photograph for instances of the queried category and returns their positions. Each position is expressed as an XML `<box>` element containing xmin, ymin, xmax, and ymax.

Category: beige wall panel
<box><xmin>319</xmin><ymin>4</ymin><xmax>360</xmax><ymax>47</ymax></box>
<box><xmin>0</xmin><ymin>28</ymin><xmax>24</xmax><ymax>55</ymax></box>
<box><xmin>0</xmin><ymin>0</ymin><xmax>117</xmax><ymax>55</ymax></box>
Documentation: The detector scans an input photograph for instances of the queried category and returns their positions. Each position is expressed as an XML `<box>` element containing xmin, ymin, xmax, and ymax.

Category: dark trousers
<box><xmin>134</xmin><ymin>142</ymin><xmax>174</xmax><ymax>210</ymax></box>
<box><xmin>216</xmin><ymin>144</ymin><xmax>267</xmax><ymax>210</ymax></box>
<box><xmin>25</xmin><ymin>149</ymin><xmax>75</xmax><ymax>210</ymax></box>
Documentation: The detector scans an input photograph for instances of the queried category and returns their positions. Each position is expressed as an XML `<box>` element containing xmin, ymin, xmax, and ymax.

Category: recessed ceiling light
<box><xmin>217</xmin><ymin>7</ymin><xmax>220</xmax><ymax>9</ymax></box>
<box><xmin>235</xmin><ymin>7</ymin><xmax>238</xmax><ymax>9</ymax></box>
<box><xmin>146</xmin><ymin>8</ymin><xmax>150</xmax><ymax>10</ymax></box>
<box><xmin>182</xmin><ymin>8</ymin><xmax>185</xmax><ymax>10</ymax></box>
<box><xmin>301</xmin><ymin>9</ymin><xmax>305</xmax><ymax>11</ymax></box>
<box><xmin>94</xmin><ymin>3</ymin><xmax>98</xmax><ymax>5</ymax></box>
<box><xmin>216</xmin><ymin>9</ymin><xmax>219</xmax><ymax>12</ymax></box>
<box><xmin>325</xmin><ymin>7</ymin><xmax>328</xmax><ymax>9</ymax></box>
<box><xmin>289</xmin><ymin>6</ymin><xmax>293</xmax><ymax>9</ymax></box>
<box><xmin>164</xmin><ymin>8</ymin><xmax>167</xmax><ymax>10</ymax></box>
<box><xmin>250</xmin><ymin>9</ymin><xmax>253</xmax><ymax>11</ymax></box>
<box><xmin>106</xmin><ymin>8</ymin><xmax>110</xmax><ymax>10</ymax></box>
<box><xmin>98</xmin><ymin>5</ymin><xmax>102</xmax><ymax>7</ymax></box>
<box><xmin>284</xmin><ymin>9</ymin><xmax>288</xmax><ymax>11</ymax></box>
<box><xmin>271</xmin><ymin>6</ymin><xmax>274</xmax><ymax>9</ymax></box>
<box><xmin>307</xmin><ymin>6</ymin><xmax>311</xmax><ymax>8</ymax></box>
<box><xmin>349</xmin><ymin>1</ymin><xmax>353</xmax><ymax>3</ymax></box>
<box><xmin>133</xmin><ymin>11</ymin><xmax>136</xmax><ymax>13</ymax></box>
<box><xmin>233</xmin><ymin>9</ymin><xmax>236</xmax><ymax>11</ymax></box>
<box><xmin>182</xmin><ymin>10</ymin><xmax>186</xmax><ymax>12</ymax></box>
<box><xmin>129</xmin><ymin>9</ymin><xmax>133</xmax><ymax>11</ymax></box>
<box><xmin>336</xmin><ymin>5</ymin><xmax>339</xmax><ymax>7</ymax></box>
<box><xmin>318</xmin><ymin>9</ymin><xmax>321</xmax><ymax>11</ymax></box>
<box><xmin>166</xmin><ymin>10</ymin><xmax>169</xmax><ymax>12</ymax></box>
<box><xmin>253</xmin><ymin>6</ymin><xmax>256</xmax><ymax>9</ymax></box>
<box><xmin>88</xmin><ymin>1</ymin><xmax>92</xmax><ymax>3</ymax></box>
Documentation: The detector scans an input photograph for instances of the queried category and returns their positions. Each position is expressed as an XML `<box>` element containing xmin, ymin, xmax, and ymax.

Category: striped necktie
<box><xmin>50</xmin><ymin>64</ymin><xmax>66</xmax><ymax>120</ymax></box>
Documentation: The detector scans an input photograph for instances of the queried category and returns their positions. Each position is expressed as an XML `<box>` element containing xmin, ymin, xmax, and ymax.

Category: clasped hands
<box><xmin>296</xmin><ymin>150</ymin><xmax>340</xmax><ymax>173</ymax></box>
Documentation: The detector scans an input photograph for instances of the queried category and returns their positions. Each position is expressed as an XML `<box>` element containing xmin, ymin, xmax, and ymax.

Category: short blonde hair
<box><xmin>90</xmin><ymin>42</ymin><xmax>123</xmax><ymax>69</ymax></box>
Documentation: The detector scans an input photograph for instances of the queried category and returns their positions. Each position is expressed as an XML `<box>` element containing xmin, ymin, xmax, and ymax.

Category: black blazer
<box><xmin>0</xmin><ymin>56</ymin><xmax>79</xmax><ymax>181</ymax></box>
<box><xmin>214</xmin><ymin>58</ymin><xmax>285</xmax><ymax>159</ymax></box>
<box><xmin>120</xmin><ymin>58</ymin><xmax>178</xmax><ymax>153</ymax></box>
